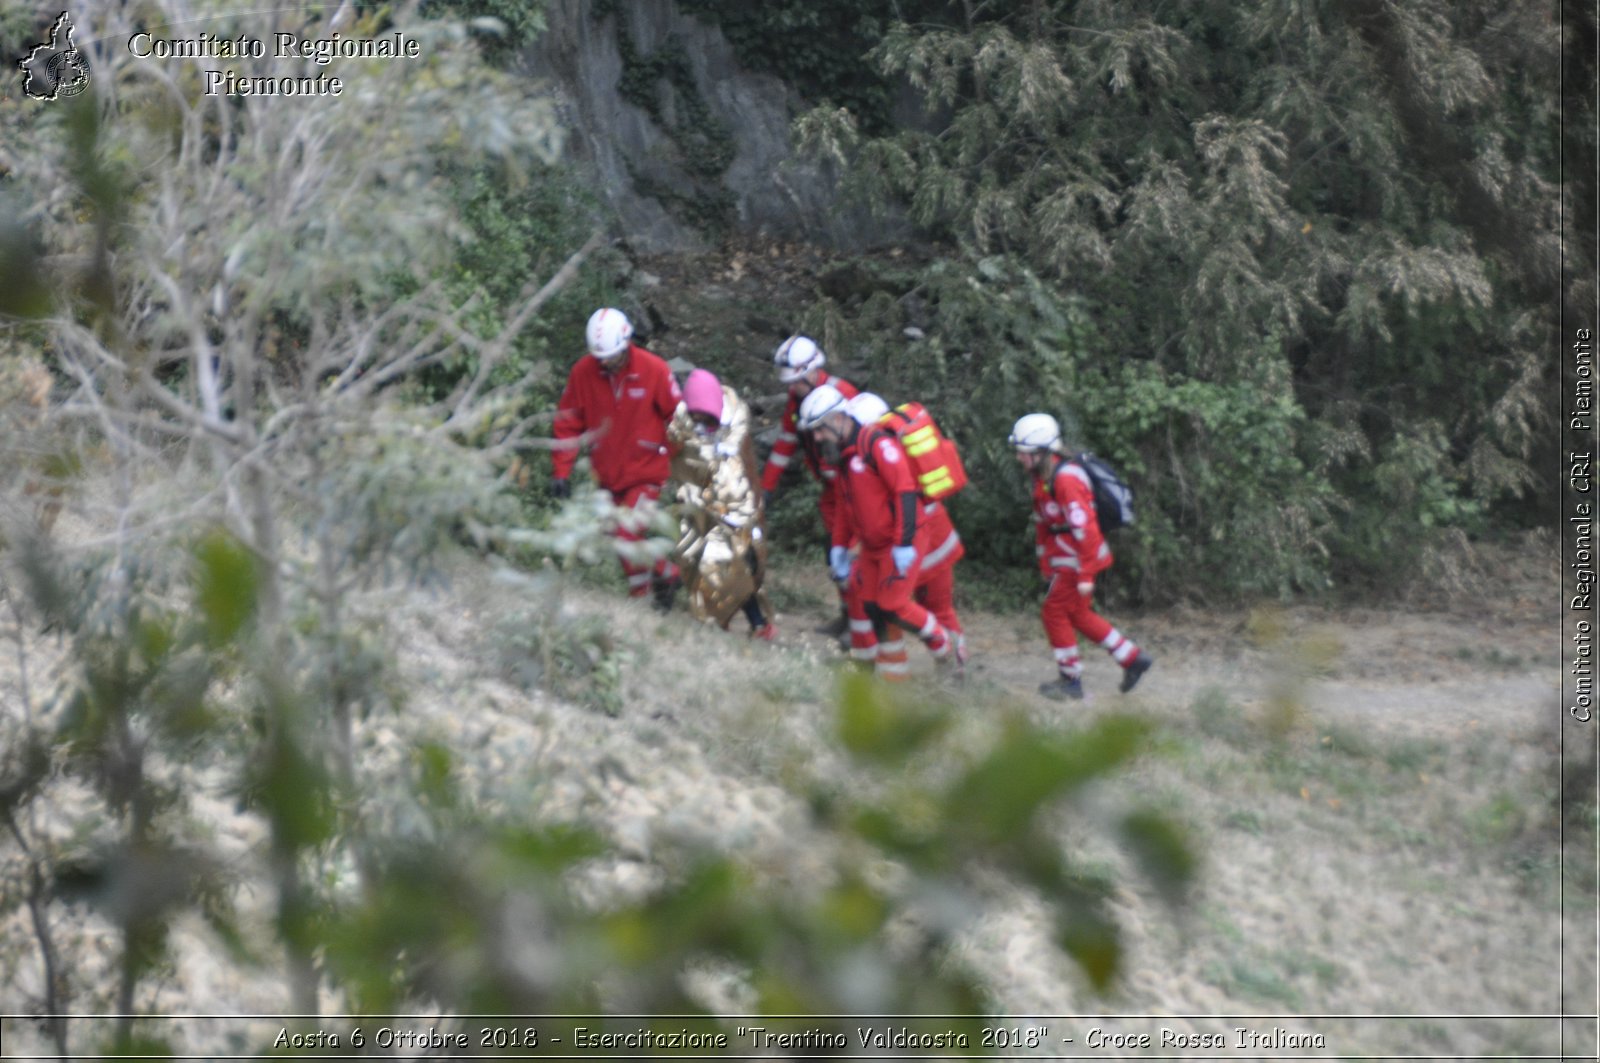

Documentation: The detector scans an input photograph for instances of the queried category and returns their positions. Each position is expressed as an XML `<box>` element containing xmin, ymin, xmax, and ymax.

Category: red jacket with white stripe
<box><xmin>760</xmin><ymin>372</ymin><xmax>858</xmax><ymax>494</ymax></box>
<box><xmin>829</xmin><ymin>425</ymin><xmax>964</xmax><ymax>570</ymax></box>
<box><xmin>831</xmin><ymin>483</ymin><xmax>963</xmax><ymax>573</ymax></box>
<box><xmin>915</xmin><ymin>497</ymin><xmax>964</xmax><ymax>575</ymax></box>
<box><xmin>832</xmin><ymin>424</ymin><xmax>920</xmax><ymax>554</ymax></box>
<box><xmin>551</xmin><ymin>345</ymin><xmax>682</xmax><ymax>495</ymax></box>
<box><xmin>1032</xmin><ymin>457</ymin><xmax>1112</xmax><ymax>580</ymax></box>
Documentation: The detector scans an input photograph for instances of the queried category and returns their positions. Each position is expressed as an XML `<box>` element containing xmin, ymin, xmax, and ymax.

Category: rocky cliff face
<box><xmin>518</xmin><ymin>0</ymin><xmax>901</xmax><ymax>252</ymax></box>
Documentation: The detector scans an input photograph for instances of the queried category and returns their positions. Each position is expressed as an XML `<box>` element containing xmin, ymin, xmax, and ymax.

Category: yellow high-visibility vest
<box><xmin>875</xmin><ymin>401</ymin><xmax>968</xmax><ymax>501</ymax></box>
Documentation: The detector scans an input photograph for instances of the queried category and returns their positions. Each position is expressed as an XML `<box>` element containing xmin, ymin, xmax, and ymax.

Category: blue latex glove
<box><xmin>891</xmin><ymin>545</ymin><xmax>917</xmax><ymax>576</ymax></box>
<box><xmin>828</xmin><ymin>545</ymin><xmax>851</xmax><ymax>583</ymax></box>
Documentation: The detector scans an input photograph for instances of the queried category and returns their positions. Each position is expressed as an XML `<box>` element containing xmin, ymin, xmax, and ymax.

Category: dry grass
<box><xmin>0</xmin><ymin>533</ymin><xmax>1589</xmax><ymax>1058</ymax></box>
<box><xmin>385</xmin><ymin>548</ymin><xmax>1590</xmax><ymax>1058</ymax></box>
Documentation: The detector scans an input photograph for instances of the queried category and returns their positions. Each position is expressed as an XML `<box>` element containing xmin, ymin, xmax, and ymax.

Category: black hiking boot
<box><xmin>651</xmin><ymin>574</ymin><xmax>681</xmax><ymax>614</ymax></box>
<box><xmin>1038</xmin><ymin>675</ymin><xmax>1084</xmax><ymax>701</ymax></box>
<box><xmin>1119</xmin><ymin>651</ymin><xmax>1153</xmax><ymax>693</ymax></box>
<box><xmin>814</xmin><ymin>611</ymin><xmax>849</xmax><ymax>638</ymax></box>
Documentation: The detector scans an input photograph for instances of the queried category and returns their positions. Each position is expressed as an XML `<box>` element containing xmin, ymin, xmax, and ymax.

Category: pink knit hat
<box><xmin>683</xmin><ymin>368</ymin><xmax>723</xmax><ymax>422</ymax></box>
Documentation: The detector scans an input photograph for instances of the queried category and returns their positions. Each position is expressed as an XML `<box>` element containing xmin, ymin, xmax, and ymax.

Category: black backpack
<box><xmin>1071</xmin><ymin>452</ymin><xmax>1134</xmax><ymax>531</ymax></box>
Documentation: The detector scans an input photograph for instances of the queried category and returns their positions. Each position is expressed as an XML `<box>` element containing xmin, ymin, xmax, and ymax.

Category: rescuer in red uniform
<box><xmin>550</xmin><ymin>308</ymin><xmax>682</xmax><ymax>608</ymax></box>
<box><xmin>801</xmin><ymin>384</ymin><xmax>955</xmax><ymax>681</ymax></box>
<box><xmin>1010</xmin><ymin>413</ymin><xmax>1152</xmax><ymax>700</ymax></box>
<box><xmin>761</xmin><ymin>335</ymin><xmax>859</xmax><ymax>637</ymax></box>
<box><xmin>828</xmin><ymin>392</ymin><xmax>969</xmax><ymax>679</ymax></box>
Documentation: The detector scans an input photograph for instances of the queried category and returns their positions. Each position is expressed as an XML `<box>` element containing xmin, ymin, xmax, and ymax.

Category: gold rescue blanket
<box><xmin>666</xmin><ymin>384</ymin><xmax>771</xmax><ymax>628</ymax></box>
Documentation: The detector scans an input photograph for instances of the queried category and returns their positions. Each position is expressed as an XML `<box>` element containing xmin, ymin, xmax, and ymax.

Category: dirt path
<box><xmin>770</xmin><ymin>555</ymin><xmax>1559</xmax><ymax>741</ymax></box>
<box><xmin>637</xmin><ymin>234</ymin><xmax>1564</xmax><ymax>747</ymax></box>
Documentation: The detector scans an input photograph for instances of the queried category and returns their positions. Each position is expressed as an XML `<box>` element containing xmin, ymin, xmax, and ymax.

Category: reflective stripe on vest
<box><xmin>901</xmin><ymin>423</ymin><xmax>939</xmax><ymax>457</ymax></box>
<box><xmin>919</xmin><ymin>466</ymin><xmax>957</xmax><ymax>497</ymax></box>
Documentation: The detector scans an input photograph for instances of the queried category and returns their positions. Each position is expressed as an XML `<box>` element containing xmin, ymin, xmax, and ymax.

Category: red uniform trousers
<box><xmin>845</xmin><ymin>507</ymin><xmax>964</xmax><ymax>668</ymax></box>
<box><xmin>850</xmin><ymin>549</ymin><xmax>949</xmax><ymax>681</ymax></box>
<box><xmin>914</xmin><ymin>502</ymin><xmax>964</xmax><ymax>638</ymax></box>
<box><xmin>845</xmin><ymin>586</ymin><xmax>878</xmax><ymax>667</ymax></box>
<box><xmin>915</xmin><ymin>565</ymin><xmax>961</xmax><ymax>638</ymax></box>
<box><xmin>1041</xmin><ymin>573</ymin><xmax>1140</xmax><ymax>679</ymax></box>
<box><xmin>612</xmin><ymin>483</ymin><xmax>680</xmax><ymax>598</ymax></box>
<box><xmin>846</xmin><ymin>568</ymin><xmax>962</xmax><ymax>668</ymax></box>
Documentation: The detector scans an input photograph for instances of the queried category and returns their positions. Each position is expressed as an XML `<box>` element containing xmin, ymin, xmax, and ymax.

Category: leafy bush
<box><xmin>1325</xmin><ymin>422</ymin><xmax>1489</xmax><ymax>590</ymax></box>
<box><xmin>438</xmin><ymin>163</ymin><xmax>623</xmax><ymax>409</ymax></box>
<box><xmin>794</xmin><ymin>253</ymin><xmax>1335</xmax><ymax>600</ymax></box>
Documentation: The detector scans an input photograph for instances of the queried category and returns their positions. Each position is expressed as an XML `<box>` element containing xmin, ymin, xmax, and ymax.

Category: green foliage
<box><xmin>676</xmin><ymin>1</ymin><xmax>945</xmax><ymax>134</ymax></box>
<box><xmin>760</xmin><ymin>475</ymin><xmax>830</xmax><ymax>563</ymax></box>
<box><xmin>836</xmin><ymin>669</ymin><xmax>948</xmax><ymax>762</ymax></box>
<box><xmin>949</xmin><ymin>559</ymin><xmax>1041</xmax><ymax>615</ymax></box>
<box><xmin>195</xmin><ymin>532</ymin><xmax>259</xmax><ymax>648</ymax></box>
<box><xmin>0</xmin><ymin>206</ymin><xmax>53</xmax><ymax>321</ymax></box>
<box><xmin>0</xmin><ymin>0</ymin><xmax>871</xmax><ymax>1050</ymax></box>
<box><xmin>826</xmin><ymin>674</ymin><xmax>1193</xmax><ymax>991</ymax></box>
<box><xmin>793</xmin><ymin>0</ymin><xmax>1563</xmax><ymax>598</ymax></box>
<box><xmin>309</xmin><ymin>414</ymin><xmax>524</xmax><ymax>585</ymax></box>
<box><xmin>503</xmin><ymin>466</ymin><xmax>678</xmax><ymax>576</ymax></box>
<box><xmin>431</xmin><ymin>162</ymin><xmax>621</xmax><ymax>414</ymax></box>
<box><xmin>6</xmin><ymin>534</ymin><xmax>279</xmax><ymax>1050</ymax></box>
<box><xmin>1326</xmin><ymin>421</ymin><xmax>1488</xmax><ymax>588</ymax></box>
<box><xmin>798</xmin><ymin>253</ymin><xmax>1334</xmax><ymax>598</ymax></box>
<box><xmin>305</xmin><ymin>670</ymin><xmax>1194</xmax><ymax>1022</ymax></box>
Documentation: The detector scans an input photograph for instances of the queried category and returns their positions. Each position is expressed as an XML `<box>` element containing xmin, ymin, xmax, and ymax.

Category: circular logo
<box><xmin>46</xmin><ymin>50</ymin><xmax>90</xmax><ymax>97</ymax></box>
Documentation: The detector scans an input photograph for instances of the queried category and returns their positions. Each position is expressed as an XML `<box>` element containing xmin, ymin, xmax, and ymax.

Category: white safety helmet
<box><xmin>586</xmin><ymin>307</ymin><xmax>634</xmax><ymax>360</ymax></box>
<box><xmin>1008</xmin><ymin>413</ymin><xmax>1061</xmax><ymax>451</ymax></box>
<box><xmin>798</xmin><ymin>382</ymin><xmax>850</xmax><ymax>431</ymax></box>
<box><xmin>848</xmin><ymin>391</ymin><xmax>890</xmax><ymax>425</ymax></box>
<box><xmin>774</xmin><ymin>334</ymin><xmax>826</xmax><ymax>383</ymax></box>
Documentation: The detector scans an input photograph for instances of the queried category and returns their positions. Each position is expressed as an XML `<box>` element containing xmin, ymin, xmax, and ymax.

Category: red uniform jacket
<box><xmin>829</xmin><ymin>473</ymin><xmax>963</xmax><ymax>574</ymax></box>
<box><xmin>552</xmin><ymin>345</ymin><xmax>682</xmax><ymax>495</ymax></box>
<box><xmin>833</xmin><ymin>425</ymin><xmax>920</xmax><ymax>554</ymax></box>
<box><xmin>1032</xmin><ymin>458</ymin><xmax>1112</xmax><ymax>580</ymax></box>
<box><xmin>760</xmin><ymin>372</ymin><xmax>858</xmax><ymax>494</ymax></box>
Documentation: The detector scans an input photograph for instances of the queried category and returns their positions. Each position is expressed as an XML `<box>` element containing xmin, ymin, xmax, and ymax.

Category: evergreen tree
<box><xmin>796</xmin><ymin>0</ymin><xmax>1569</xmax><ymax>596</ymax></box>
